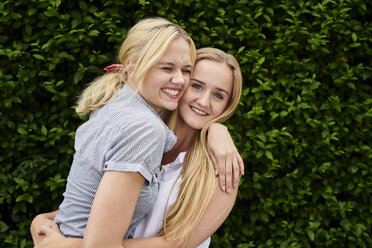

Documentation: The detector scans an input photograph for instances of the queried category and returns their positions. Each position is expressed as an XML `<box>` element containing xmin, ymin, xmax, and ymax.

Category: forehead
<box><xmin>159</xmin><ymin>37</ymin><xmax>192</xmax><ymax>67</ymax></box>
<box><xmin>192</xmin><ymin>59</ymin><xmax>233</xmax><ymax>93</ymax></box>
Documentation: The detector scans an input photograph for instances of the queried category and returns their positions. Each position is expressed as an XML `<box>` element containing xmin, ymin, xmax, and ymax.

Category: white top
<box><xmin>133</xmin><ymin>152</ymin><xmax>210</xmax><ymax>247</ymax></box>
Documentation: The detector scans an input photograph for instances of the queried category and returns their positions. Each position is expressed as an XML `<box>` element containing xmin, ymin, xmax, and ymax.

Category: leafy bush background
<box><xmin>1</xmin><ymin>0</ymin><xmax>371</xmax><ymax>247</ymax></box>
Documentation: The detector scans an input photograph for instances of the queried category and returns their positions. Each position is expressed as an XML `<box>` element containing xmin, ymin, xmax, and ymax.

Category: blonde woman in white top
<box><xmin>131</xmin><ymin>47</ymin><xmax>242</xmax><ymax>248</ymax></box>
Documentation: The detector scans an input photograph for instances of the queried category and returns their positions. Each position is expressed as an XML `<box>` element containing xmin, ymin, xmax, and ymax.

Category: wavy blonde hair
<box><xmin>159</xmin><ymin>47</ymin><xmax>243</xmax><ymax>247</ymax></box>
<box><xmin>76</xmin><ymin>17</ymin><xmax>196</xmax><ymax>115</ymax></box>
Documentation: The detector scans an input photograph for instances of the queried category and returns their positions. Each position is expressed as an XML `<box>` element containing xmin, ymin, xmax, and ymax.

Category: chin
<box><xmin>190</xmin><ymin>122</ymin><xmax>205</xmax><ymax>130</ymax></box>
<box><xmin>164</xmin><ymin>103</ymin><xmax>178</xmax><ymax>111</ymax></box>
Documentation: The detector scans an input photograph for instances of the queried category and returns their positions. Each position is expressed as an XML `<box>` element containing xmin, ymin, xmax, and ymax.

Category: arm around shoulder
<box><xmin>207</xmin><ymin>123</ymin><xmax>244</xmax><ymax>192</ymax></box>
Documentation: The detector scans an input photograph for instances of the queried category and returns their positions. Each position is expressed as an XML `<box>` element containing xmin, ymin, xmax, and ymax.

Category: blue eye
<box><xmin>162</xmin><ymin>67</ymin><xmax>172</xmax><ymax>71</ymax></box>
<box><xmin>214</xmin><ymin>93</ymin><xmax>223</xmax><ymax>99</ymax></box>
<box><xmin>192</xmin><ymin>83</ymin><xmax>202</xmax><ymax>90</ymax></box>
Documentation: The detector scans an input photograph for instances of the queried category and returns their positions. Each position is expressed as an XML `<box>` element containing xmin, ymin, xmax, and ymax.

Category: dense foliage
<box><xmin>1</xmin><ymin>0</ymin><xmax>371</xmax><ymax>247</ymax></box>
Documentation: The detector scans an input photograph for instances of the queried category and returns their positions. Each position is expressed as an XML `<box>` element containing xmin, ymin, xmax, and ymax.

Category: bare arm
<box><xmin>184</xmin><ymin>180</ymin><xmax>239</xmax><ymax>247</ymax></box>
<box><xmin>83</xmin><ymin>171</ymin><xmax>145</xmax><ymax>248</ymax></box>
<box><xmin>34</xmin><ymin>228</ymin><xmax>171</xmax><ymax>248</ymax></box>
<box><xmin>207</xmin><ymin>123</ymin><xmax>244</xmax><ymax>193</ymax></box>
<box><xmin>32</xmin><ymin>170</ymin><xmax>145</xmax><ymax>248</ymax></box>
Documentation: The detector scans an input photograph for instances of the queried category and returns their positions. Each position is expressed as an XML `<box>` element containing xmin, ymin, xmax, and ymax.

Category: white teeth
<box><xmin>162</xmin><ymin>88</ymin><xmax>179</xmax><ymax>96</ymax></box>
<box><xmin>191</xmin><ymin>106</ymin><xmax>207</xmax><ymax>116</ymax></box>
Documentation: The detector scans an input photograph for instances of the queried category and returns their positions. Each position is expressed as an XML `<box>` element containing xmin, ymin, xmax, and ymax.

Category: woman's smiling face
<box><xmin>178</xmin><ymin>59</ymin><xmax>233</xmax><ymax>130</ymax></box>
<box><xmin>140</xmin><ymin>37</ymin><xmax>193</xmax><ymax>113</ymax></box>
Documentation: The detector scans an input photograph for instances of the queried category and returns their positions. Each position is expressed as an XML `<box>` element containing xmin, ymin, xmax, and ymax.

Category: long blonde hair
<box><xmin>160</xmin><ymin>47</ymin><xmax>243</xmax><ymax>247</ymax></box>
<box><xmin>76</xmin><ymin>17</ymin><xmax>196</xmax><ymax>115</ymax></box>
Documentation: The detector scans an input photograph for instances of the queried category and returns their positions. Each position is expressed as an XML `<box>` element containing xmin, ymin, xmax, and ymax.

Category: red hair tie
<box><xmin>103</xmin><ymin>64</ymin><xmax>123</xmax><ymax>72</ymax></box>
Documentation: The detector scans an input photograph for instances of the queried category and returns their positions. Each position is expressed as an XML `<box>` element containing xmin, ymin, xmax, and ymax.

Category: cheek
<box><xmin>213</xmin><ymin>102</ymin><xmax>229</xmax><ymax>117</ymax></box>
<box><xmin>178</xmin><ymin>99</ymin><xmax>189</xmax><ymax>114</ymax></box>
<box><xmin>180</xmin><ymin>91</ymin><xmax>193</xmax><ymax>103</ymax></box>
<box><xmin>178</xmin><ymin>97</ymin><xmax>186</xmax><ymax>107</ymax></box>
<box><xmin>151</xmin><ymin>71</ymin><xmax>169</xmax><ymax>84</ymax></box>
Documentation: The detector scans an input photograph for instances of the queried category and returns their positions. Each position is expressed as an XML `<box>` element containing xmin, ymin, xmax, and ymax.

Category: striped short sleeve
<box><xmin>104</xmin><ymin>118</ymin><xmax>166</xmax><ymax>183</ymax></box>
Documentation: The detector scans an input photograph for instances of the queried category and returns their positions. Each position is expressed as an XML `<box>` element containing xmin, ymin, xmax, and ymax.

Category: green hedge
<box><xmin>1</xmin><ymin>0</ymin><xmax>371</xmax><ymax>247</ymax></box>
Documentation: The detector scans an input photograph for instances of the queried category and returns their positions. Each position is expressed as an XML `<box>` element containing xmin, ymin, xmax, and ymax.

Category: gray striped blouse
<box><xmin>54</xmin><ymin>85</ymin><xmax>177</xmax><ymax>239</ymax></box>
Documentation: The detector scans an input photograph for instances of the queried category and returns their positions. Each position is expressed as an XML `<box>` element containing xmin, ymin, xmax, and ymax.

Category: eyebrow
<box><xmin>158</xmin><ymin>62</ymin><xmax>192</xmax><ymax>69</ymax></box>
<box><xmin>191</xmin><ymin>78</ymin><xmax>231</xmax><ymax>96</ymax></box>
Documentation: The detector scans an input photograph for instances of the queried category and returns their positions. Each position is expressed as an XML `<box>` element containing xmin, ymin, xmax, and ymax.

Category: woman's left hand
<box><xmin>207</xmin><ymin>123</ymin><xmax>244</xmax><ymax>193</ymax></box>
<box><xmin>34</xmin><ymin>225</ymin><xmax>68</xmax><ymax>248</ymax></box>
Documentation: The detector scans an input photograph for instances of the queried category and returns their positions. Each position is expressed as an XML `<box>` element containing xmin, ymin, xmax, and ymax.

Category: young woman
<box><xmin>31</xmin><ymin>47</ymin><xmax>243</xmax><ymax>248</ymax></box>
<box><xmin>44</xmin><ymin>16</ymin><xmax>196</xmax><ymax>248</ymax></box>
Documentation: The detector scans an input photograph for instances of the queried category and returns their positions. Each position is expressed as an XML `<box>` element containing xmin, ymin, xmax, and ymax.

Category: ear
<box><xmin>126</xmin><ymin>60</ymin><xmax>134</xmax><ymax>78</ymax></box>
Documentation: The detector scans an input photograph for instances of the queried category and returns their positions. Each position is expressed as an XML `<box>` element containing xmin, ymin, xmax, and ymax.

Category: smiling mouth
<box><xmin>162</xmin><ymin>88</ymin><xmax>180</xmax><ymax>97</ymax></box>
<box><xmin>191</xmin><ymin>106</ymin><xmax>208</xmax><ymax>116</ymax></box>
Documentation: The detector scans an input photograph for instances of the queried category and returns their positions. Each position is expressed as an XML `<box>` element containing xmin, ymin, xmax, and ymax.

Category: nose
<box><xmin>171</xmin><ymin>69</ymin><xmax>186</xmax><ymax>85</ymax></box>
<box><xmin>196</xmin><ymin>92</ymin><xmax>209</xmax><ymax>108</ymax></box>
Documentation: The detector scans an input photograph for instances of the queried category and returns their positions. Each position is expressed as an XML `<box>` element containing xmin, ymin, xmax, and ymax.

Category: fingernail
<box><xmin>222</xmin><ymin>185</ymin><xmax>225</xmax><ymax>191</ymax></box>
<box><xmin>234</xmin><ymin>183</ymin><xmax>238</xmax><ymax>188</ymax></box>
<box><xmin>227</xmin><ymin>187</ymin><xmax>232</xmax><ymax>193</ymax></box>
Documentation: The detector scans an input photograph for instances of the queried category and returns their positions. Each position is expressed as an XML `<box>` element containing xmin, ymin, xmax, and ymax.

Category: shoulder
<box><xmin>106</xmin><ymin>116</ymin><xmax>171</xmax><ymax>154</ymax></box>
<box><xmin>126</xmin><ymin>117</ymin><xmax>167</xmax><ymax>139</ymax></box>
<box><xmin>99</xmin><ymin>98</ymin><xmax>164</xmax><ymax>132</ymax></box>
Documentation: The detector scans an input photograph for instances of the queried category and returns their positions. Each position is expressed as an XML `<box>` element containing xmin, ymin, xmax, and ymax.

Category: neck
<box><xmin>125</xmin><ymin>79</ymin><xmax>136</xmax><ymax>90</ymax></box>
<box><xmin>162</xmin><ymin>117</ymin><xmax>198</xmax><ymax>165</ymax></box>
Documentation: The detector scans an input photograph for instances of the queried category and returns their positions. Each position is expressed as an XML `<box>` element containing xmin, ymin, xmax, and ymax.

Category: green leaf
<box><xmin>39</xmin><ymin>70</ymin><xmax>51</xmax><ymax>77</ymax></box>
<box><xmin>41</xmin><ymin>125</ymin><xmax>48</xmax><ymax>136</ymax></box>
<box><xmin>350</xmin><ymin>165</ymin><xmax>358</xmax><ymax>174</ymax></box>
<box><xmin>0</xmin><ymin>221</ymin><xmax>9</xmax><ymax>232</ymax></box>
<box><xmin>79</xmin><ymin>1</ymin><xmax>88</xmax><ymax>10</ymax></box>
<box><xmin>238</xmin><ymin>46</ymin><xmax>245</xmax><ymax>54</ymax></box>
<box><xmin>55</xmin><ymin>0</ymin><xmax>62</xmax><ymax>7</ymax></box>
<box><xmin>88</xmin><ymin>30</ymin><xmax>100</xmax><ymax>37</ymax></box>
<box><xmin>44</xmin><ymin>9</ymin><xmax>58</xmax><ymax>17</ymax></box>
<box><xmin>256</xmin><ymin>150</ymin><xmax>264</xmax><ymax>158</ymax></box>
<box><xmin>27</xmin><ymin>8</ymin><xmax>38</xmax><ymax>16</ymax></box>
<box><xmin>17</xmin><ymin>128</ymin><xmax>28</xmax><ymax>135</ymax></box>
<box><xmin>349</xmin><ymin>42</ymin><xmax>361</xmax><ymax>48</ymax></box>
<box><xmin>235</xmin><ymin>9</ymin><xmax>244</xmax><ymax>15</ymax></box>
<box><xmin>16</xmin><ymin>193</ymin><xmax>33</xmax><ymax>203</ymax></box>
<box><xmin>256</xmin><ymin>133</ymin><xmax>266</xmax><ymax>142</ymax></box>
<box><xmin>256</xmin><ymin>140</ymin><xmax>265</xmax><ymax>149</ymax></box>
<box><xmin>74</xmin><ymin>71</ymin><xmax>84</xmax><ymax>84</ymax></box>
<box><xmin>258</xmin><ymin>57</ymin><xmax>265</xmax><ymax>65</ymax></box>
<box><xmin>58</xmin><ymin>52</ymin><xmax>75</xmax><ymax>61</ymax></box>
<box><xmin>25</xmin><ymin>25</ymin><xmax>32</xmax><ymax>35</ymax></box>
<box><xmin>138</xmin><ymin>0</ymin><xmax>150</xmax><ymax>6</ymax></box>
<box><xmin>351</xmin><ymin>33</ymin><xmax>357</xmax><ymax>42</ymax></box>
<box><xmin>306</xmin><ymin>229</ymin><xmax>315</xmax><ymax>241</ymax></box>
<box><xmin>265</xmin><ymin>150</ymin><xmax>273</xmax><ymax>160</ymax></box>
<box><xmin>33</xmin><ymin>54</ymin><xmax>45</xmax><ymax>60</ymax></box>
